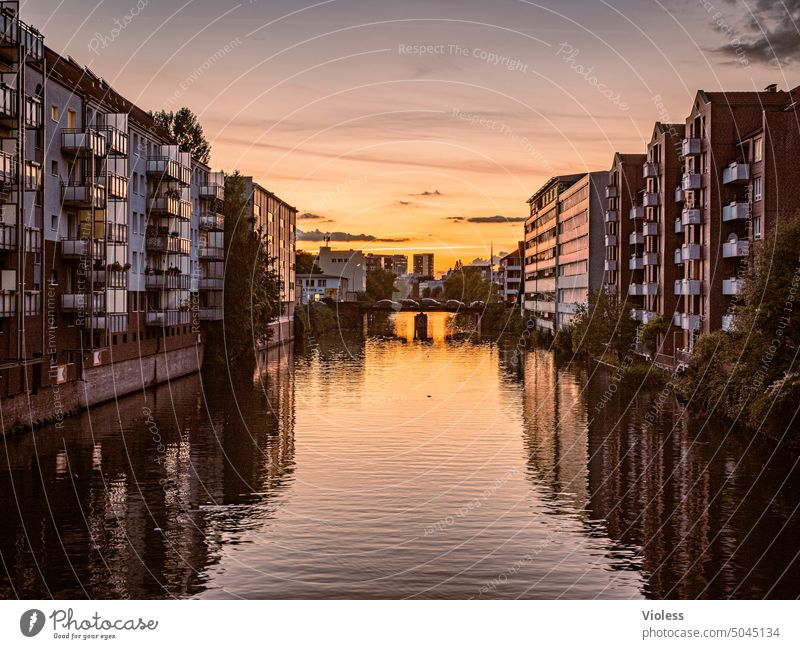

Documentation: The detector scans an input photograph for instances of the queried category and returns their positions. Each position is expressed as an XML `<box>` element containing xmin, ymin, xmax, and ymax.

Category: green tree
<box><xmin>443</xmin><ymin>267</ymin><xmax>496</xmax><ymax>303</ymax></box>
<box><xmin>366</xmin><ymin>268</ymin><xmax>397</xmax><ymax>301</ymax></box>
<box><xmin>680</xmin><ymin>213</ymin><xmax>800</xmax><ymax>439</ymax></box>
<box><xmin>571</xmin><ymin>290</ymin><xmax>637</xmax><ymax>362</ymax></box>
<box><xmin>296</xmin><ymin>250</ymin><xmax>322</xmax><ymax>275</ymax></box>
<box><xmin>639</xmin><ymin>314</ymin><xmax>671</xmax><ymax>357</ymax></box>
<box><xmin>152</xmin><ymin>107</ymin><xmax>211</xmax><ymax>164</ymax></box>
<box><xmin>206</xmin><ymin>172</ymin><xmax>281</xmax><ymax>372</ymax></box>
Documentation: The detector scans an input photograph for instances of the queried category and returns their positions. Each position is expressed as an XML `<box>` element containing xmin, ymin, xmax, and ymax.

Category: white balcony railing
<box><xmin>682</xmin><ymin>138</ymin><xmax>701</xmax><ymax>156</ymax></box>
<box><xmin>722</xmin><ymin>162</ymin><xmax>750</xmax><ymax>184</ymax></box>
<box><xmin>722</xmin><ymin>238</ymin><xmax>749</xmax><ymax>258</ymax></box>
<box><xmin>722</xmin><ymin>202</ymin><xmax>750</xmax><ymax>222</ymax></box>
<box><xmin>681</xmin><ymin>208</ymin><xmax>702</xmax><ymax>226</ymax></box>
<box><xmin>675</xmin><ymin>279</ymin><xmax>702</xmax><ymax>296</ymax></box>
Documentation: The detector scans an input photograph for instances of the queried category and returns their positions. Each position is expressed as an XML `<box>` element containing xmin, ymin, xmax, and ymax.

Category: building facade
<box><xmin>317</xmin><ymin>246</ymin><xmax>366</xmax><ymax>296</ymax></box>
<box><xmin>413</xmin><ymin>253</ymin><xmax>434</xmax><ymax>278</ymax></box>
<box><xmin>299</xmin><ymin>274</ymin><xmax>348</xmax><ymax>304</ymax></box>
<box><xmin>498</xmin><ymin>242</ymin><xmax>523</xmax><ymax>304</ymax></box>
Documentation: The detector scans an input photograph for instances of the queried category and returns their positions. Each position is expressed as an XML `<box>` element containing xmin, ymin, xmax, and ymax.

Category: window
<box><xmin>754</xmin><ymin>216</ymin><xmax>762</xmax><ymax>240</ymax></box>
<box><xmin>67</xmin><ymin>109</ymin><xmax>76</xmax><ymax>129</ymax></box>
<box><xmin>50</xmin><ymin>105</ymin><xmax>58</xmax><ymax>121</ymax></box>
<box><xmin>51</xmin><ymin>214</ymin><xmax>58</xmax><ymax>231</ymax></box>
<box><xmin>25</xmin><ymin>161</ymin><xmax>41</xmax><ymax>190</ymax></box>
<box><xmin>753</xmin><ymin>177</ymin><xmax>762</xmax><ymax>202</ymax></box>
<box><xmin>51</xmin><ymin>160</ymin><xmax>58</xmax><ymax>176</ymax></box>
<box><xmin>754</xmin><ymin>137</ymin><xmax>763</xmax><ymax>162</ymax></box>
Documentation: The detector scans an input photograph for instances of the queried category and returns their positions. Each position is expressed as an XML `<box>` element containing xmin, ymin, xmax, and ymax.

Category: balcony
<box><xmin>629</xmin><ymin>205</ymin><xmax>645</xmax><ymax>220</ymax></box>
<box><xmin>148</xmin><ymin>196</ymin><xmax>191</xmax><ymax>220</ymax></box>
<box><xmin>25</xmin><ymin>95</ymin><xmax>42</xmax><ymax>128</ymax></box>
<box><xmin>682</xmin><ymin>172</ymin><xmax>701</xmax><ymax>190</ymax></box>
<box><xmin>199</xmin><ymin>277</ymin><xmax>224</xmax><ymax>290</ymax></box>
<box><xmin>675</xmin><ymin>279</ymin><xmax>702</xmax><ymax>296</ymax></box>
<box><xmin>199</xmin><ymin>245</ymin><xmax>224</xmax><ymax>261</ymax></box>
<box><xmin>605</xmin><ymin>185</ymin><xmax>618</xmax><ymax>199</ymax></box>
<box><xmin>0</xmin><ymin>8</ymin><xmax>44</xmax><ymax>59</ymax></box>
<box><xmin>61</xmin><ymin>292</ymin><xmax>105</xmax><ymax>313</ymax></box>
<box><xmin>674</xmin><ymin>248</ymin><xmax>683</xmax><ymax>265</ymax></box>
<box><xmin>722</xmin><ymin>278</ymin><xmax>744</xmax><ymax>295</ymax></box>
<box><xmin>146</xmin><ymin>309</ymin><xmax>191</xmax><ymax>327</ymax></box>
<box><xmin>200</xmin><ymin>307</ymin><xmax>224</xmax><ymax>321</ymax></box>
<box><xmin>722</xmin><ymin>238</ymin><xmax>749</xmax><ymax>258</ymax></box>
<box><xmin>631</xmin><ymin>308</ymin><xmax>645</xmax><ymax>322</ymax></box>
<box><xmin>146</xmin><ymin>157</ymin><xmax>191</xmax><ymax>185</ymax></box>
<box><xmin>643</xmin><ymin>162</ymin><xmax>659</xmax><ymax>178</ymax></box>
<box><xmin>629</xmin><ymin>256</ymin><xmax>644</xmax><ymax>271</ymax></box>
<box><xmin>629</xmin><ymin>231</ymin><xmax>644</xmax><ymax>245</ymax></box>
<box><xmin>722</xmin><ymin>314</ymin><xmax>735</xmax><ymax>331</ymax></box>
<box><xmin>0</xmin><ymin>222</ymin><xmax>15</xmax><ymax>251</ymax></box>
<box><xmin>604</xmin><ymin>259</ymin><xmax>617</xmax><ymax>272</ymax></box>
<box><xmin>722</xmin><ymin>202</ymin><xmax>750</xmax><ymax>222</ymax></box>
<box><xmin>0</xmin><ymin>291</ymin><xmax>14</xmax><ymax>317</ymax></box>
<box><xmin>604</xmin><ymin>210</ymin><xmax>617</xmax><ymax>223</ymax></box>
<box><xmin>681</xmin><ymin>208</ymin><xmax>701</xmax><ymax>226</ymax></box>
<box><xmin>61</xmin><ymin>129</ymin><xmax>107</xmax><ymax>157</ymax></box>
<box><xmin>681</xmin><ymin>243</ymin><xmax>702</xmax><ymax>261</ymax></box>
<box><xmin>103</xmin><ymin>126</ymin><xmax>128</xmax><ymax>156</ymax></box>
<box><xmin>604</xmin><ymin>283</ymin><xmax>617</xmax><ymax>294</ymax></box>
<box><xmin>673</xmin><ymin>312</ymin><xmax>701</xmax><ymax>331</ymax></box>
<box><xmin>61</xmin><ymin>238</ymin><xmax>104</xmax><ymax>260</ymax></box>
<box><xmin>0</xmin><ymin>150</ymin><xmax>15</xmax><ymax>185</ymax></box>
<box><xmin>675</xmin><ymin>187</ymin><xmax>685</xmax><ymax>203</ymax></box>
<box><xmin>146</xmin><ymin>235</ymin><xmax>190</xmax><ymax>255</ymax></box>
<box><xmin>199</xmin><ymin>183</ymin><xmax>225</xmax><ymax>201</ymax></box>
<box><xmin>643</xmin><ymin>192</ymin><xmax>659</xmax><ymax>207</ymax></box>
<box><xmin>24</xmin><ymin>226</ymin><xmax>41</xmax><ymax>253</ymax></box>
<box><xmin>682</xmin><ymin>138</ymin><xmax>701</xmax><ymax>156</ymax></box>
<box><xmin>62</xmin><ymin>181</ymin><xmax>106</xmax><ymax>209</ymax></box>
<box><xmin>629</xmin><ymin>282</ymin><xmax>658</xmax><ymax>296</ymax></box>
<box><xmin>643</xmin><ymin>251</ymin><xmax>658</xmax><ymax>266</ymax></box>
<box><xmin>641</xmin><ymin>311</ymin><xmax>659</xmax><ymax>324</ymax></box>
<box><xmin>722</xmin><ymin>162</ymin><xmax>750</xmax><ymax>185</ymax></box>
<box><xmin>145</xmin><ymin>273</ymin><xmax>190</xmax><ymax>290</ymax></box>
<box><xmin>0</xmin><ymin>82</ymin><xmax>16</xmax><ymax>125</ymax></box>
<box><xmin>643</xmin><ymin>222</ymin><xmax>658</xmax><ymax>237</ymax></box>
<box><xmin>199</xmin><ymin>211</ymin><xmax>225</xmax><ymax>230</ymax></box>
<box><xmin>674</xmin><ymin>218</ymin><xmax>684</xmax><ymax>234</ymax></box>
<box><xmin>604</xmin><ymin>234</ymin><xmax>617</xmax><ymax>247</ymax></box>
<box><xmin>104</xmin><ymin>173</ymin><xmax>128</xmax><ymax>199</ymax></box>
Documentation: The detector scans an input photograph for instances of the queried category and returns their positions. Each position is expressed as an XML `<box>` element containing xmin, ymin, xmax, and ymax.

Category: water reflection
<box><xmin>1</xmin><ymin>313</ymin><xmax>798</xmax><ymax>599</ymax></box>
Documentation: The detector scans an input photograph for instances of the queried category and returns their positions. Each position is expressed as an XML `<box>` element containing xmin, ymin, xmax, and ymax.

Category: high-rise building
<box><xmin>413</xmin><ymin>253</ymin><xmax>434</xmax><ymax>278</ymax></box>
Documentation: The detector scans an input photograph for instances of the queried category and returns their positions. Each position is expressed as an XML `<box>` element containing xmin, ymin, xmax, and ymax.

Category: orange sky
<box><xmin>27</xmin><ymin>0</ymin><xmax>800</xmax><ymax>272</ymax></box>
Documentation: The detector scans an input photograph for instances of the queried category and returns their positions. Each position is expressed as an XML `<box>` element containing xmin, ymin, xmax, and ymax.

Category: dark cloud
<box><xmin>298</xmin><ymin>229</ymin><xmax>410</xmax><ymax>243</ymax></box>
<box><xmin>299</xmin><ymin>212</ymin><xmax>326</xmax><ymax>220</ymax></box>
<box><xmin>467</xmin><ymin>215</ymin><xmax>526</xmax><ymax>223</ymax></box>
<box><xmin>444</xmin><ymin>216</ymin><xmax>465</xmax><ymax>221</ymax></box>
<box><xmin>396</xmin><ymin>201</ymin><xmax>414</xmax><ymax>206</ymax></box>
<box><xmin>713</xmin><ymin>0</ymin><xmax>800</xmax><ymax>65</ymax></box>
<box><xmin>412</xmin><ymin>189</ymin><xmax>443</xmax><ymax>197</ymax></box>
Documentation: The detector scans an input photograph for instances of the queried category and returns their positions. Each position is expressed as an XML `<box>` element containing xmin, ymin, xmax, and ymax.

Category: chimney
<box><xmin>765</xmin><ymin>83</ymin><xmax>778</xmax><ymax>93</ymax></box>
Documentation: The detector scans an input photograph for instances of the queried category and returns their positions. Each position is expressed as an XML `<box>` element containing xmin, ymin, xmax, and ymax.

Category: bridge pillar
<box><xmin>414</xmin><ymin>312</ymin><xmax>428</xmax><ymax>341</ymax></box>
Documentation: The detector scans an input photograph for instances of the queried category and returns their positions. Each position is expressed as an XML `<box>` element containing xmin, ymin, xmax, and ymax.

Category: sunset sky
<box><xmin>26</xmin><ymin>0</ymin><xmax>800</xmax><ymax>272</ymax></box>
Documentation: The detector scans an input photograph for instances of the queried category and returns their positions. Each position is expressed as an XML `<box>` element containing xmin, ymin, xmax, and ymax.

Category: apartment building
<box><xmin>523</xmin><ymin>173</ymin><xmax>582</xmax><ymax>332</ymax></box>
<box><xmin>299</xmin><ymin>274</ymin><xmax>348</xmax><ymax>304</ymax></box>
<box><xmin>413</xmin><ymin>253</ymin><xmax>434</xmax><ymax>279</ymax></box>
<box><xmin>318</xmin><ymin>246</ymin><xmax>366</xmax><ymax>295</ymax></box>
<box><xmin>498</xmin><ymin>242</ymin><xmax>523</xmax><ymax>304</ymax></box>
<box><xmin>675</xmin><ymin>86</ymin><xmax>800</xmax><ymax>355</ymax></box>
<box><xmin>243</xmin><ymin>178</ymin><xmax>297</xmax><ymax>344</ymax></box>
<box><xmin>603</xmin><ymin>153</ymin><xmax>646</xmax><ymax>305</ymax></box>
<box><xmin>365</xmin><ymin>253</ymin><xmax>408</xmax><ymax>276</ymax></box>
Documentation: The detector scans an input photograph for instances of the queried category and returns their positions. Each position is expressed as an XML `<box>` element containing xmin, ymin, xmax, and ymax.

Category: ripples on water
<box><xmin>1</xmin><ymin>312</ymin><xmax>798</xmax><ymax>599</ymax></box>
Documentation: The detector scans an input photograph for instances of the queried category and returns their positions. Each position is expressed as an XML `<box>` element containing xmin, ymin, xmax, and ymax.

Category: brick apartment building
<box><xmin>0</xmin><ymin>3</ymin><xmax>295</xmax><ymax>430</ymax></box>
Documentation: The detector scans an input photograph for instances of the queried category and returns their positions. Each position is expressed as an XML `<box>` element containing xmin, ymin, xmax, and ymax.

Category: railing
<box><xmin>629</xmin><ymin>231</ymin><xmax>644</xmax><ymax>245</ymax></box>
<box><xmin>674</xmin><ymin>248</ymin><xmax>683</xmax><ymax>265</ymax></box>
<box><xmin>682</xmin><ymin>172</ymin><xmax>701</xmax><ymax>190</ymax></box>
<box><xmin>643</xmin><ymin>222</ymin><xmax>658</xmax><ymax>237</ymax></box>
<box><xmin>674</xmin><ymin>312</ymin><xmax>700</xmax><ymax>331</ymax></box>
<box><xmin>61</xmin><ymin>238</ymin><xmax>105</xmax><ymax>259</ymax></box>
<box><xmin>0</xmin><ymin>82</ymin><xmax>15</xmax><ymax>120</ymax></box>
<box><xmin>104</xmin><ymin>173</ymin><xmax>128</xmax><ymax>199</ymax></box>
<box><xmin>629</xmin><ymin>256</ymin><xmax>644</xmax><ymax>271</ymax></box>
<box><xmin>61</xmin><ymin>129</ymin><xmax>107</xmax><ymax>157</ymax></box>
<box><xmin>681</xmin><ymin>243</ymin><xmax>701</xmax><ymax>261</ymax></box>
<box><xmin>629</xmin><ymin>205</ymin><xmax>644</xmax><ymax>220</ymax></box>
<box><xmin>61</xmin><ymin>291</ymin><xmax>105</xmax><ymax>313</ymax></box>
<box><xmin>146</xmin><ymin>309</ymin><xmax>192</xmax><ymax>327</ymax></box>
<box><xmin>0</xmin><ymin>222</ymin><xmax>14</xmax><ymax>250</ymax></box>
<box><xmin>24</xmin><ymin>95</ymin><xmax>41</xmax><ymax>128</ymax></box>
<box><xmin>146</xmin><ymin>157</ymin><xmax>191</xmax><ymax>185</ymax></box>
<box><xmin>643</xmin><ymin>252</ymin><xmax>658</xmax><ymax>266</ymax></box>
<box><xmin>674</xmin><ymin>187</ymin><xmax>685</xmax><ymax>203</ymax></box>
<box><xmin>200</xmin><ymin>306</ymin><xmax>224</xmax><ymax>321</ymax></box>
<box><xmin>145</xmin><ymin>273</ymin><xmax>190</xmax><ymax>290</ymax></box>
<box><xmin>146</xmin><ymin>235</ymin><xmax>189</xmax><ymax>254</ymax></box>
<box><xmin>643</xmin><ymin>192</ymin><xmax>659</xmax><ymax>207</ymax></box>
<box><xmin>682</xmin><ymin>138</ymin><xmax>701</xmax><ymax>156</ymax></box>
<box><xmin>643</xmin><ymin>162</ymin><xmax>659</xmax><ymax>177</ymax></box>
<box><xmin>0</xmin><ymin>290</ymin><xmax>14</xmax><ymax>317</ymax></box>
<box><xmin>199</xmin><ymin>246</ymin><xmax>224</xmax><ymax>260</ymax></box>
<box><xmin>674</xmin><ymin>218</ymin><xmax>684</xmax><ymax>234</ymax></box>
<box><xmin>722</xmin><ymin>162</ymin><xmax>750</xmax><ymax>184</ymax></box>
<box><xmin>0</xmin><ymin>7</ymin><xmax>44</xmax><ymax>59</ymax></box>
<box><xmin>722</xmin><ymin>314</ymin><xmax>735</xmax><ymax>331</ymax></box>
<box><xmin>681</xmin><ymin>208</ymin><xmax>701</xmax><ymax>226</ymax></box>
<box><xmin>199</xmin><ymin>211</ymin><xmax>224</xmax><ymax>230</ymax></box>
<box><xmin>103</xmin><ymin>126</ymin><xmax>128</xmax><ymax>156</ymax></box>
<box><xmin>199</xmin><ymin>277</ymin><xmax>224</xmax><ymax>290</ymax></box>
<box><xmin>722</xmin><ymin>238</ymin><xmax>749</xmax><ymax>258</ymax></box>
<box><xmin>722</xmin><ymin>202</ymin><xmax>750</xmax><ymax>222</ymax></box>
<box><xmin>24</xmin><ymin>226</ymin><xmax>40</xmax><ymax>252</ymax></box>
<box><xmin>675</xmin><ymin>279</ymin><xmax>702</xmax><ymax>296</ymax></box>
<box><xmin>604</xmin><ymin>259</ymin><xmax>617</xmax><ymax>271</ymax></box>
<box><xmin>0</xmin><ymin>149</ymin><xmax>15</xmax><ymax>184</ymax></box>
<box><xmin>604</xmin><ymin>234</ymin><xmax>617</xmax><ymax>247</ymax></box>
<box><xmin>605</xmin><ymin>185</ymin><xmax>618</xmax><ymax>199</ymax></box>
<box><xmin>23</xmin><ymin>290</ymin><xmax>40</xmax><ymax>316</ymax></box>
<box><xmin>62</xmin><ymin>181</ymin><xmax>106</xmax><ymax>208</ymax></box>
<box><xmin>199</xmin><ymin>183</ymin><xmax>225</xmax><ymax>201</ymax></box>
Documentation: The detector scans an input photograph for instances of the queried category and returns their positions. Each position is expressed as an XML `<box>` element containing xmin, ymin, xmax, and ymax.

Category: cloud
<box><xmin>412</xmin><ymin>189</ymin><xmax>443</xmax><ymax>197</ymax></box>
<box><xmin>396</xmin><ymin>201</ymin><xmax>414</xmax><ymax>206</ymax></box>
<box><xmin>298</xmin><ymin>229</ymin><xmax>410</xmax><ymax>243</ymax></box>
<box><xmin>467</xmin><ymin>215</ymin><xmax>526</xmax><ymax>223</ymax></box>
<box><xmin>712</xmin><ymin>0</ymin><xmax>800</xmax><ymax>65</ymax></box>
<box><xmin>299</xmin><ymin>212</ymin><xmax>326</xmax><ymax>220</ymax></box>
<box><xmin>444</xmin><ymin>216</ymin><xmax>465</xmax><ymax>221</ymax></box>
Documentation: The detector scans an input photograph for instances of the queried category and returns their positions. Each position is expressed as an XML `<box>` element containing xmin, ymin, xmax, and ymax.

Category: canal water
<box><xmin>1</xmin><ymin>312</ymin><xmax>798</xmax><ymax>599</ymax></box>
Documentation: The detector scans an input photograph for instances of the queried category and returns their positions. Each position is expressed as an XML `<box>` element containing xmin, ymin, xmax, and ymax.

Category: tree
<box><xmin>680</xmin><ymin>213</ymin><xmax>800</xmax><ymax>439</ymax></box>
<box><xmin>639</xmin><ymin>314</ymin><xmax>671</xmax><ymax>357</ymax></box>
<box><xmin>296</xmin><ymin>250</ymin><xmax>322</xmax><ymax>275</ymax></box>
<box><xmin>152</xmin><ymin>107</ymin><xmax>211</xmax><ymax>164</ymax></box>
<box><xmin>443</xmin><ymin>267</ymin><xmax>496</xmax><ymax>303</ymax></box>
<box><xmin>571</xmin><ymin>289</ymin><xmax>637</xmax><ymax>362</ymax></box>
<box><xmin>205</xmin><ymin>172</ymin><xmax>281</xmax><ymax>372</ymax></box>
<box><xmin>366</xmin><ymin>268</ymin><xmax>397</xmax><ymax>301</ymax></box>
